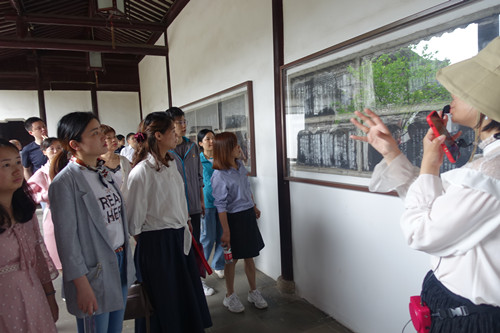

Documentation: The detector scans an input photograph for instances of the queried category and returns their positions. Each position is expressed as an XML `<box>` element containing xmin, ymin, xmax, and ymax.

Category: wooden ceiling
<box><xmin>0</xmin><ymin>0</ymin><xmax>188</xmax><ymax>91</ymax></box>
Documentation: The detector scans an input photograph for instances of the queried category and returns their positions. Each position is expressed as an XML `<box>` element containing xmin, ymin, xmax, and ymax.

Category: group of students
<box><xmin>3</xmin><ymin>37</ymin><xmax>500</xmax><ymax>333</ymax></box>
<box><xmin>0</xmin><ymin>107</ymin><xmax>267</xmax><ymax>333</ymax></box>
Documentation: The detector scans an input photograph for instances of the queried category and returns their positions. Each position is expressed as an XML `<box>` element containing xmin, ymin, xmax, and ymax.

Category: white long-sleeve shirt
<box><xmin>370</xmin><ymin>139</ymin><xmax>500</xmax><ymax>306</ymax></box>
<box><xmin>126</xmin><ymin>154</ymin><xmax>191</xmax><ymax>255</ymax></box>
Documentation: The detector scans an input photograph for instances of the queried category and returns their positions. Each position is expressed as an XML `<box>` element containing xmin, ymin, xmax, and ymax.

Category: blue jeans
<box><xmin>200</xmin><ymin>207</ymin><xmax>225</xmax><ymax>270</ymax></box>
<box><xmin>76</xmin><ymin>250</ymin><xmax>128</xmax><ymax>333</ymax></box>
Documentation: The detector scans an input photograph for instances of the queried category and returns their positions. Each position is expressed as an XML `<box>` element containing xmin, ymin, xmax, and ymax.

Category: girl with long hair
<box><xmin>28</xmin><ymin>137</ymin><xmax>63</xmax><ymax>270</ymax></box>
<box><xmin>126</xmin><ymin>112</ymin><xmax>212</xmax><ymax>332</ymax></box>
<box><xmin>0</xmin><ymin>139</ymin><xmax>59</xmax><ymax>332</ymax></box>
<box><xmin>211</xmin><ymin>132</ymin><xmax>267</xmax><ymax>313</ymax></box>
<box><xmin>49</xmin><ymin>112</ymin><xmax>135</xmax><ymax>333</ymax></box>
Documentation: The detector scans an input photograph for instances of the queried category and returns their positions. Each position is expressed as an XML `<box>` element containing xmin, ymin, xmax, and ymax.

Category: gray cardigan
<box><xmin>170</xmin><ymin>137</ymin><xmax>203</xmax><ymax>215</ymax></box>
<box><xmin>49</xmin><ymin>162</ymin><xmax>135</xmax><ymax>317</ymax></box>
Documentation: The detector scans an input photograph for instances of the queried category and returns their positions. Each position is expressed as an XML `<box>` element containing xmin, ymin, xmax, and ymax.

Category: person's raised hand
<box><xmin>420</xmin><ymin>128</ymin><xmax>445</xmax><ymax>176</ymax></box>
<box><xmin>350</xmin><ymin>108</ymin><xmax>401</xmax><ymax>163</ymax></box>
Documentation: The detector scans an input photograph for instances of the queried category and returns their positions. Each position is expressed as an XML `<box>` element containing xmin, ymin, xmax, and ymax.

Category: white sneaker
<box><xmin>223</xmin><ymin>293</ymin><xmax>245</xmax><ymax>313</ymax></box>
<box><xmin>214</xmin><ymin>269</ymin><xmax>224</xmax><ymax>279</ymax></box>
<box><xmin>202</xmin><ymin>280</ymin><xmax>215</xmax><ymax>296</ymax></box>
<box><xmin>248</xmin><ymin>289</ymin><xmax>268</xmax><ymax>309</ymax></box>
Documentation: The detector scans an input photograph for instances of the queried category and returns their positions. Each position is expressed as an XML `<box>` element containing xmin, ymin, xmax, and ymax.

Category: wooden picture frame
<box><xmin>181</xmin><ymin>81</ymin><xmax>257</xmax><ymax>176</ymax></box>
<box><xmin>281</xmin><ymin>2</ymin><xmax>499</xmax><ymax>189</ymax></box>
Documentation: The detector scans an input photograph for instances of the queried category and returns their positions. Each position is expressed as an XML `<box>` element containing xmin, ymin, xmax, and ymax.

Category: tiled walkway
<box><xmin>53</xmin><ymin>264</ymin><xmax>353</xmax><ymax>333</ymax></box>
<box><xmin>38</xmin><ymin>206</ymin><xmax>352</xmax><ymax>333</ymax></box>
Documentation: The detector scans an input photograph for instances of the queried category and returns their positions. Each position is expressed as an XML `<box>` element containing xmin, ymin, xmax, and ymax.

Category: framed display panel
<box><xmin>282</xmin><ymin>1</ymin><xmax>500</xmax><ymax>189</ymax></box>
<box><xmin>181</xmin><ymin>81</ymin><xmax>256</xmax><ymax>176</ymax></box>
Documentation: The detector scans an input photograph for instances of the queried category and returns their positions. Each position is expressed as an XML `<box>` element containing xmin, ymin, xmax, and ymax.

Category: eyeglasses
<box><xmin>175</xmin><ymin>120</ymin><xmax>188</xmax><ymax>125</ymax></box>
<box><xmin>33</xmin><ymin>125</ymin><xmax>47</xmax><ymax>132</ymax></box>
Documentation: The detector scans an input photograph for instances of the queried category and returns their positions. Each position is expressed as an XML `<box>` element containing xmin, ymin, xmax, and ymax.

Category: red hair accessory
<box><xmin>134</xmin><ymin>132</ymin><xmax>146</xmax><ymax>143</ymax></box>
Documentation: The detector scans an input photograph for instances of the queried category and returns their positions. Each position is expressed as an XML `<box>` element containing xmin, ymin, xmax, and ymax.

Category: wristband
<box><xmin>45</xmin><ymin>290</ymin><xmax>56</xmax><ymax>296</ymax></box>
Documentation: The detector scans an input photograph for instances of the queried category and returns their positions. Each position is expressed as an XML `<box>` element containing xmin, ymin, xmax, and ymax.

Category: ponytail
<box><xmin>49</xmin><ymin>149</ymin><xmax>70</xmax><ymax>180</ymax></box>
<box><xmin>132</xmin><ymin>113</ymin><xmax>174</xmax><ymax>170</ymax></box>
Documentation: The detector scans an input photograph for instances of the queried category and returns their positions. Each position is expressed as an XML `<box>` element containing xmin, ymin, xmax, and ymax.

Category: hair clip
<box><xmin>134</xmin><ymin>132</ymin><xmax>146</xmax><ymax>143</ymax></box>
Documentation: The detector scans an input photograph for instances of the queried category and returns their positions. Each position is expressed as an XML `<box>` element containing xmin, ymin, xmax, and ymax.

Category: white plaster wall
<box><xmin>44</xmin><ymin>91</ymin><xmax>92</xmax><ymax>136</ymax></box>
<box><xmin>0</xmin><ymin>90</ymin><xmax>39</xmax><ymax>121</ymax></box>
<box><xmin>283</xmin><ymin>0</ymin><xmax>442</xmax><ymax>63</ymax></box>
<box><xmin>97</xmin><ymin>91</ymin><xmax>142</xmax><ymax>136</ymax></box>
<box><xmin>164</xmin><ymin>0</ymin><xmax>281</xmax><ymax>279</ymax></box>
<box><xmin>291</xmin><ymin>182</ymin><xmax>428</xmax><ymax>332</ymax></box>
<box><xmin>139</xmin><ymin>34</ymin><xmax>170</xmax><ymax>114</ymax></box>
<box><xmin>42</xmin><ymin>91</ymin><xmax>140</xmax><ymax>138</ymax></box>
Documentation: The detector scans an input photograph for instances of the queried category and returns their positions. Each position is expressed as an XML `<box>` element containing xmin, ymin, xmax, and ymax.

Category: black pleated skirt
<box><xmin>137</xmin><ymin>228</ymin><xmax>212</xmax><ymax>333</ymax></box>
<box><xmin>421</xmin><ymin>271</ymin><xmax>500</xmax><ymax>333</ymax></box>
<box><xmin>227</xmin><ymin>207</ymin><xmax>265</xmax><ymax>259</ymax></box>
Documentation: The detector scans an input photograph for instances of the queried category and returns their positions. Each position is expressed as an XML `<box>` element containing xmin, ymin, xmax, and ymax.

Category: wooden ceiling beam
<box><xmin>164</xmin><ymin>0</ymin><xmax>189</xmax><ymax>26</ymax></box>
<box><xmin>4</xmin><ymin>13</ymin><xmax>166</xmax><ymax>32</ymax></box>
<box><xmin>0</xmin><ymin>36</ymin><xmax>168</xmax><ymax>56</ymax></box>
<box><xmin>8</xmin><ymin>0</ymin><xmax>22</xmax><ymax>14</ymax></box>
<box><xmin>134</xmin><ymin>2</ymin><xmax>164</xmax><ymax>20</ymax></box>
<box><xmin>0</xmin><ymin>71</ymin><xmax>36</xmax><ymax>79</ymax></box>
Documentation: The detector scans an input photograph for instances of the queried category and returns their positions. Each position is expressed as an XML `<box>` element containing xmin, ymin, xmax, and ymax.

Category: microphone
<box><xmin>441</xmin><ymin>104</ymin><xmax>471</xmax><ymax>148</ymax></box>
<box><xmin>442</xmin><ymin>105</ymin><xmax>450</xmax><ymax>115</ymax></box>
<box><xmin>456</xmin><ymin>138</ymin><xmax>472</xmax><ymax>148</ymax></box>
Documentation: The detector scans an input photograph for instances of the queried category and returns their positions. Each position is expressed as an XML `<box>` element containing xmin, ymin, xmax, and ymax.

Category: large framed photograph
<box><xmin>282</xmin><ymin>3</ymin><xmax>499</xmax><ymax>188</ymax></box>
<box><xmin>181</xmin><ymin>81</ymin><xmax>256</xmax><ymax>176</ymax></box>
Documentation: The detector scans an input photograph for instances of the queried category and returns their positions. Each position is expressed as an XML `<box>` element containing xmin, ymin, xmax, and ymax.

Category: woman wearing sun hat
<box><xmin>351</xmin><ymin>36</ymin><xmax>500</xmax><ymax>332</ymax></box>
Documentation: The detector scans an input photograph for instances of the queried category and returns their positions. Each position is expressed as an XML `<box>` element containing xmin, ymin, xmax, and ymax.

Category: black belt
<box><xmin>433</xmin><ymin>304</ymin><xmax>500</xmax><ymax>319</ymax></box>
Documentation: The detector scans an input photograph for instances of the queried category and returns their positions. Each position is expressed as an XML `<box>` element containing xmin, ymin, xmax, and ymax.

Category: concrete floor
<box><xmin>39</xmin><ymin>208</ymin><xmax>352</xmax><ymax>333</ymax></box>
<box><xmin>53</xmin><ymin>264</ymin><xmax>353</xmax><ymax>333</ymax></box>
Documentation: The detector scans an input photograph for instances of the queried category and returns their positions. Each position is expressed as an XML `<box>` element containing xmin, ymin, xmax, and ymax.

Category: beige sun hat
<box><xmin>436</xmin><ymin>36</ymin><xmax>500</xmax><ymax>123</ymax></box>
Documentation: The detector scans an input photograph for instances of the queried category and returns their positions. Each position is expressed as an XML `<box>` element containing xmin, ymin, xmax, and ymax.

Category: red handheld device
<box><xmin>409</xmin><ymin>296</ymin><xmax>431</xmax><ymax>333</ymax></box>
<box><xmin>426</xmin><ymin>110</ymin><xmax>459</xmax><ymax>163</ymax></box>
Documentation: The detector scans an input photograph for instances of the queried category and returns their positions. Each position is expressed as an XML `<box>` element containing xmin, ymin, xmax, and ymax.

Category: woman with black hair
<box><xmin>198</xmin><ymin>129</ymin><xmax>225</xmax><ymax>279</ymax></box>
<box><xmin>126</xmin><ymin>112</ymin><xmax>212</xmax><ymax>332</ymax></box>
<box><xmin>0</xmin><ymin>139</ymin><xmax>59</xmax><ymax>332</ymax></box>
<box><xmin>49</xmin><ymin>112</ymin><xmax>135</xmax><ymax>333</ymax></box>
<box><xmin>99</xmin><ymin>124</ymin><xmax>132</xmax><ymax>197</ymax></box>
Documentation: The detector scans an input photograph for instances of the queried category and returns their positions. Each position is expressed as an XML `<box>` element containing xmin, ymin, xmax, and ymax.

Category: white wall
<box><xmin>97</xmin><ymin>91</ymin><xmax>142</xmax><ymax>136</ymax></box>
<box><xmin>283</xmin><ymin>0</ymin><xmax>441</xmax><ymax>63</ymax></box>
<box><xmin>291</xmin><ymin>182</ymin><xmax>429</xmax><ymax>332</ymax></box>
<box><xmin>0</xmin><ymin>90</ymin><xmax>140</xmax><ymax>139</ymax></box>
<box><xmin>136</xmin><ymin>0</ymin><xmax>499</xmax><ymax>332</ymax></box>
<box><xmin>139</xmin><ymin>34</ymin><xmax>170</xmax><ymax>114</ymax></box>
<box><xmin>44</xmin><ymin>91</ymin><xmax>93</xmax><ymax>136</ymax></box>
<box><xmin>0</xmin><ymin>90</ymin><xmax>39</xmax><ymax>121</ymax></box>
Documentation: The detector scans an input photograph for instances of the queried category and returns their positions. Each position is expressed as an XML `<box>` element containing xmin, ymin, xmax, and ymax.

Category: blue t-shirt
<box><xmin>21</xmin><ymin>141</ymin><xmax>47</xmax><ymax>174</ymax></box>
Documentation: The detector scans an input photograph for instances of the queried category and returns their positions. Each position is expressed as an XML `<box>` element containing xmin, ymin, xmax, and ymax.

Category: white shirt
<box><xmin>108</xmin><ymin>155</ymin><xmax>132</xmax><ymax>200</ymax></box>
<box><xmin>79</xmin><ymin>163</ymin><xmax>125</xmax><ymax>250</ymax></box>
<box><xmin>120</xmin><ymin>145</ymin><xmax>135</xmax><ymax>163</ymax></box>
<box><xmin>370</xmin><ymin>139</ymin><xmax>500</xmax><ymax>306</ymax></box>
<box><xmin>126</xmin><ymin>154</ymin><xmax>191</xmax><ymax>255</ymax></box>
